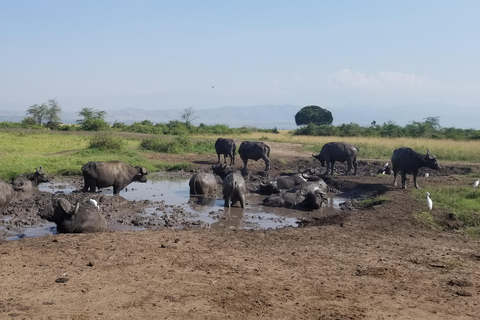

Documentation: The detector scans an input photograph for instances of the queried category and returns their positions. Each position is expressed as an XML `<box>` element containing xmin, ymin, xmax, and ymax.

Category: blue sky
<box><xmin>1</xmin><ymin>1</ymin><xmax>479</xmax><ymax>121</ymax></box>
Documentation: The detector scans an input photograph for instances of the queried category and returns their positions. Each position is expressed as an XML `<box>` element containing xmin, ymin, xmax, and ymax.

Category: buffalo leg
<box><xmin>353</xmin><ymin>160</ymin><xmax>357</xmax><ymax>175</ymax></box>
<box><xmin>413</xmin><ymin>172</ymin><xmax>420</xmax><ymax>189</ymax></box>
<box><xmin>330</xmin><ymin>161</ymin><xmax>335</xmax><ymax>175</ymax></box>
<box><xmin>217</xmin><ymin>153</ymin><xmax>221</xmax><ymax>163</ymax></box>
<box><xmin>346</xmin><ymin>161</ymin><xmax>352</xmax><ymax>175</ymax></box>
<box><xmin>401</xmin><ymin>172</ymin><xmax>407</xmax><ymax>189</ymax></box>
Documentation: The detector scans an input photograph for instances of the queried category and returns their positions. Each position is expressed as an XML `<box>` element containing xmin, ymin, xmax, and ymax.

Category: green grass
<box><xmin>357</xmin><ymin>196</ymin><xmax>389</xmax><ymax>208</ymax></box>
<box><xmin>413</xmin><ymin>187</ymin><xmax>480</xmax><ymax>235</ymax></box>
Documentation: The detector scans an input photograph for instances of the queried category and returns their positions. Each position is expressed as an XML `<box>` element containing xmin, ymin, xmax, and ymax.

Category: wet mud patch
<box><xmin>1</xmin><ymin>172</ymin><xmax>347</xmax><ymax>240</ymax></box>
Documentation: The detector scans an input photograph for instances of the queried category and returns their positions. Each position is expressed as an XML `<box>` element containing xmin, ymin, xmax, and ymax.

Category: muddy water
<box><xmin>11</xmin><ymin>172</ymin><xmax>345</xmax><ymax>239</ymax></box>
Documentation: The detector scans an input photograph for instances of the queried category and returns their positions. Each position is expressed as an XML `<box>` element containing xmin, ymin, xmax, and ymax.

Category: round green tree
<box><xmin>295</xmin><ymin>105</ymin><xmax>333</xmax><ymax>126</ymax></box>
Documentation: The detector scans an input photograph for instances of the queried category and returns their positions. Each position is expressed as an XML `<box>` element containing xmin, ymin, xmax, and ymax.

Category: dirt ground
<box><xmin>1</xmin><ymin>141</ymin><xmax>480</xmax><ymax>319</ymax></box>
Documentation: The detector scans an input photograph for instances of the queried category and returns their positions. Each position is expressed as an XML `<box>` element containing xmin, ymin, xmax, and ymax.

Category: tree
<box><xmin>77</xmin><ymin>107</ymin><xmax>109</xmax><ymax>131</ymax></box>
<box><xmin>45</xmin><ymin>99</ymin><xmax>62</xmax><ymax>124</ymax></box>
<box><xmin>26</xmin><ymin>103</ymin><xmax>48</xmax><ymax>125</ymax></box>
<box><xmin>295</xmin><ymin>105</ymin><xmax>333</xmax><ymax>126</ymax></box>
<box><xmin>180</xmin><ymin>107</ymin><xmax>199</xmax><ymax>126</ymax></box>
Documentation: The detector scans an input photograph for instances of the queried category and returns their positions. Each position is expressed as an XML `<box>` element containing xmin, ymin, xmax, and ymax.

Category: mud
<box><xmin>1</xmin><ymin>141</ymin><xmax>480</xmax><ymax>319</ymax></box>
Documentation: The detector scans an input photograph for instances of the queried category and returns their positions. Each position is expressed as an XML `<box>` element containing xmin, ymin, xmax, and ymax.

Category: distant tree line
<box><xmin>1</xmin><ymin>101</ymin><xmax>479</xmax><ymax>140</ymax></box>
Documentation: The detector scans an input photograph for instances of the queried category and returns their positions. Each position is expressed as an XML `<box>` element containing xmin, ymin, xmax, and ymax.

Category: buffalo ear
<box><xmin>58</xmin><ymin>199</ymin><xmax>73</xmax><ymax>215</ymax></box>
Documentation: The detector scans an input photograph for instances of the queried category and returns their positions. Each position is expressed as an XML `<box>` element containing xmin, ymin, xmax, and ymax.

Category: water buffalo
<box><xmin>263</xmin><ymin>180</ymin><xmax>328</xmax><ymax>210</ymax></box>
<box><xmin>41</xmin><ymin>198</ymin><xmax>107</xmax><ymax>233</ymax></box>
<box><xmin>189</xmin><ymin>172</ymin><xmax>218</xmax><ymax>196</ymax></box>
<box><xmin>238</xmin><ymin>141</ymin><xmax>270</xmax><ymax>171</ymax></box>
<box><xmin>12</xmin><ymin>166</ymin><xmax>49</xmax><ymax>192</ymax></box>
<box><xmin>0</xmin><ymin>179</ymin><xmax>14</xmax><ymax>212</ymax></box>
<box><xmin>259</xmin><ymin>173</ymin><xmax>309</xmax><ymax>195</ymax></box>
<box><xmin>312</xmin><ymin>142</ymin><xmax>359</xmax><ymax>175</ymax></box>
<box><xmin>81</xmin><ymin>161</ymin><xmax>148</xmax><ymax>195</ymax></box>
<box><xmin>215</xmin><ymin>138</ymin><xmax>236</xmax><ymax>165</ymax></box>
<box><xmin>391</xmin><ymin>147</ymin><xmax>441</xmax><ymax>189</ymax></box>
<box><xmin>212</xmin><ymin>164</ymin><xmax>246</xmax><ymax>208</ymax></box>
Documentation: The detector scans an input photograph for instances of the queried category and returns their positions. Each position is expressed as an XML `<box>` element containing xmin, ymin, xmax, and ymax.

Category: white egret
<box><xmin>426</xmin><ymin>192</ymin><xmax>433</xmax><ymax>211</ymax></box>
<box><xmin>424</xmin><ymin>173</ymin><xmax>429</xmax><ymax>177</ymax></box>
<box><xmin>474</xmin><ymin>179</ymin><xmax>479</xmax><ymax>188</ymax></box>
<box><xmin>89</xmin><ymin>199</ymin><xmax>100</xmax><ymax>209</ymax></box>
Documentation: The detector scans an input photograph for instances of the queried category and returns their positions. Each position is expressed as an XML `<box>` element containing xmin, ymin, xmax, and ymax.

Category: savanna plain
<box><xmin>1</xmin><ymin>129</ymin><xmax>480</xmax><ymax>319</ymax></box>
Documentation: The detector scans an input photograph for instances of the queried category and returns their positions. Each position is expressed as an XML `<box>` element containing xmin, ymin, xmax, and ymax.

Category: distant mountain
<box><xmin>1</xmin><ymin>103</ymin><xmax>479</xmax><ymax>129</ymax></box>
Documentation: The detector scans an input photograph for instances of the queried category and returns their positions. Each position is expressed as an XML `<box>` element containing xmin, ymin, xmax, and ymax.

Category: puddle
<box><xmin>19</xmin><ymin>172</ymin><xmax>346</xmax><ymax>237</ymax></box>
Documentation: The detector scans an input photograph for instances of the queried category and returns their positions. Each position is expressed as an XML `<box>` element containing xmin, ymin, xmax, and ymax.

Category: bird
<box><xmin>426</xmin><ymin>192</ymin><xmax>433</xmax><ymax>211</ymax></box>
<box><xmin>424</xmin><ymin>173</ymin><xmax>429</xmax><ymax>177</ymax></box>
<box><xmin>89</xmin><ymin>199</ymin><xmax>100</xmax><ymax>209</ymax></box>
<box><xmin>474</xmin><ymin>179</ymin><xmax>479</xmax><ymax>188</ymax></box>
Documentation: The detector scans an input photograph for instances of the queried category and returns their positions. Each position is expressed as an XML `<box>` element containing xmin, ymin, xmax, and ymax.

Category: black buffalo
<box><xmin>262</xmin><ymin>180</ymin><xmax>328</xmax><ymax>210</ymax></box>
<box><xmin>313</xmin><ymin>142</ymin><xmax>359</xmax><ymax>175</ymax></box>
<box><xmin>0</xmin><ymin>179</ymin><xmax>14</xmax><ymax>212</ymax></box>
<box><xmin>11</xmin><ymin>166</ymin><xmax>49</xmax><ymax>192</ymax></box>
<box><xmin>189</xmin><ymin>172</ymin><xmax>217</xmax><ymax>196</ymax></box>
<box><xmin>238</xmin><ymin>141</ymin><xmax>270</xmax><ymax>171</ymax></box>
<box><xmin>391</xmin><ymin>147</ymin><xmax>441</xmax><ymax>189</ymax></box>
<box><xmin>81</xmin><ymin>161</ymin><xmax>148</xmax><ymax>195</ymax></box>
<box><xmin>212</xmin><ymin>164</ymin><xmax>246</xmax><ymax>208</ymax></box>
<box><xmin>41</xmin><ymin>198</ymin><xmax>107</xmax><ymax>233</ymax></box>
<box><xmin>215</xmin><ymin>138</ymin><xmax>236</xmax><ymax>165</ymax></box>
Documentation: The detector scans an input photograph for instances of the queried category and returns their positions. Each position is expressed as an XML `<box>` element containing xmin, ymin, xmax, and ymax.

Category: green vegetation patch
<box><xmin>414</xmin><ymin>187</ymin><xmax>480</xmax><ymax>235</ymax></box>
<box><xmin>357</xmin><ymin>196</ymin><xmax>389</xmax><ymax>208</ymax></box>
<box><xmin>140</xmin><ymin>136</ymin><xmax>215</xmax><ymax>154</ymax></box>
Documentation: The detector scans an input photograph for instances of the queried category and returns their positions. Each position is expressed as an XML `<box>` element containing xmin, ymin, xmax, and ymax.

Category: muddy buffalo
<box><xmin>215</xmin><ymin>138</ymin><xmax>236</xmax><ymax>165</ymax></box>
<box><xmin>189</xmin><ymin>172</ymin><xmax>217</xmax><ymax>196</ymax></box>
<box><xmin>391</xmin><ymin>148</ymin><xmax>441</xmax><ymax>189</ymax></box>
<box><xmin>313</xmin><ymin>142</ymin><xmax>359</xmax><ymax>175</ymax></box>
<box><xmin>0</xmin><ymin>179</ymin><xmax>14</xmax><ymax>212</ymax></box>
<box><xmin>259</xmin><ymin>173</ymin><xmax>309</xmax><ymax>195</ymax></box>
<box><xmin>212</xmin><ymin>164</ymin><xmax>246</xmax><ymax>208</ymax></box>
<box><xmin>81</xmin><ymin>161</ymin><xmax>148</xmax><ymax>195</ymax></box>
<box><xmin>263</xmin><ymin>180</ymin><xmax>328</xmax><ymax>210</ymax></box>
<box><xmin>41</xmin><ymin>198</ymin><xmax>107</xmax><ymax>233</ymax></box>
<box><xmin>12</xmin><ymin>166</ymin><xmax>49</xmax><ymax>192</ymax></box>
<box><xmin>238</xmin><ymin>141</ymin><xmax>270</xmax><ymax>171</ymax></box>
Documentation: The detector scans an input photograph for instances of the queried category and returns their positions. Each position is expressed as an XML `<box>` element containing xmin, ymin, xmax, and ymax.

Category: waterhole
<box><xmin>4</xmin><ymin>173</ymin><xmax>346</xmax><ymax>240</ymax></box>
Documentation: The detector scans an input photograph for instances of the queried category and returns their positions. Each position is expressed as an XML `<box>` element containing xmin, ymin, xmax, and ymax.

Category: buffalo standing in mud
<box><xmin>12</xmin><ymin>166</ymin><xmax>49</xmax><ymax>192</ymax></box>
<box><xmin>313</xmin><ymin>142</ymin><xmax>359</xmax><ymax>175</ymax></box>
<box><xmin>41</xmin><ymin>198</ymin><xmax>107</xmax><ymax>233</ymax></box>
<box><xmin>238</xmin><ymin>141</ymin><xmax>270</xmax><ymax>171</ymax></box>
<box><xmin>215</xmin><ymin>138</ymin><xmax>236</xmax><ymax>165</ymax></box>
<box><xmin>81</xmin><ymin>161</ymin><xmax>148</xmax><ymax>195</ymax></box>
<box><xmin>391</xmin><ymin>147</ymin><xmax>441</xmax><ymax>189</ymax></box>
<box><xmin>189</xmin><ymin>172</ymin><xmax>217</xmax><ymax>196</ymax></box>
<box><xmin>262</xmin><ymin>180</ymin><xmax>328</xmax><ymax>210</ymax></box>
<box><xmin>0</xmin><ymin>179</ymin><xmax>14</xmax><ymax>212</ymax></box>
<box><xmin>212</xmin><ymin>164</ymin><xmax>246</xmax><ymax>208</ymax></box>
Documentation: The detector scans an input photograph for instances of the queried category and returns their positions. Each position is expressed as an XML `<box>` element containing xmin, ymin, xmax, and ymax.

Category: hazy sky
<box><xmin>1</xmin><ymin>1</ymin><xmax>479</xmax><ymax>112</ymax></box>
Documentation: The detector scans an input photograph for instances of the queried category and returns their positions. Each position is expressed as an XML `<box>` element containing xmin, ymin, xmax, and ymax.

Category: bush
<box><xmin>89</xmin><ymin>132</ymin><xmax>124</xmax><ymax>150</ymax></box>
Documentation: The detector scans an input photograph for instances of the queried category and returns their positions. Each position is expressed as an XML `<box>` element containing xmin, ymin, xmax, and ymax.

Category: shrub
<box><xmin>89</xmin><ymin>132</ymin><xmax>124</xmax><ymax>150</ymax></box>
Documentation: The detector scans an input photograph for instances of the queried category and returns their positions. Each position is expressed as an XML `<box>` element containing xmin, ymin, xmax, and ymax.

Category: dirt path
<box><xmin>1</xmin><ymin>143</ymin><xmax>480</xmax><ymax>319</ymax></box>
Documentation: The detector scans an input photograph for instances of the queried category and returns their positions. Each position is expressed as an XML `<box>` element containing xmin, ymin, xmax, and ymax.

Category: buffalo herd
<box><xmin>1</xmin><ymin>138</ymin><xmax>441</xmax><ymax>234</ymax></box>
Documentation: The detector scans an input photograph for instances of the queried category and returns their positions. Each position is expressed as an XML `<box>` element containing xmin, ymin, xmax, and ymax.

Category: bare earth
<box><xmin>1</xmin><ymin>141</ymin><xmax>480</xmax><ymax>319</ymax></box>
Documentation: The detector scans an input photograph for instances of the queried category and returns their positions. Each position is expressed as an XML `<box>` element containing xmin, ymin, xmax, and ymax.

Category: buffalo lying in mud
<box><xmin>12</xmin><ymin>166</ymin><xmax>49</xmax><ymax>192</ymax></box>
<box><xmin>212</xmin><ymin>164</ymin><xmax>246</xmax><ymax>208</ymax></box>
<box><xmin>391</xmin><ymin>147</ymin><xmax>441</xmax><ymax>189</ymax></box>
<box><xmin>258</xmin><ymin>168</ymin><xmax>321</xmax><ymax>195</ymax></box>
<box><xmin>0</xmin><ymin>179</ymin><xmax>14</xmax><ymax>212</ymax></box>
<box><xmin>41</xmin><ymin>198</ymin><xmax>107</xmax><ymax>233</ymax></box>
<box><xmin>81</xmin><ymin>161</ymin><xmax>148</xmax><ymax>195</ymax></box>
<box><xmin>262</xmin><ymin>179</ymin><xmax>329</xmax><ymax>210</ymax></box>
<box><xmin>189</xmin><ymin>172</ymin><xmax>218</xmax><ymax>196</ymax></box>
<box><xmin>215</xmin><ymin>138</ymin><xmax>236</xmax><ymax>165</ymax></box>
<box><xmin>313</xmin><ymin>142</ymin><xmax>359</xmax><ymax>175</ymax></box>
<box><xmin>238</xmin><ymin>141</ymin><xmax>270</xmax><ymax>171</ymax></box>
